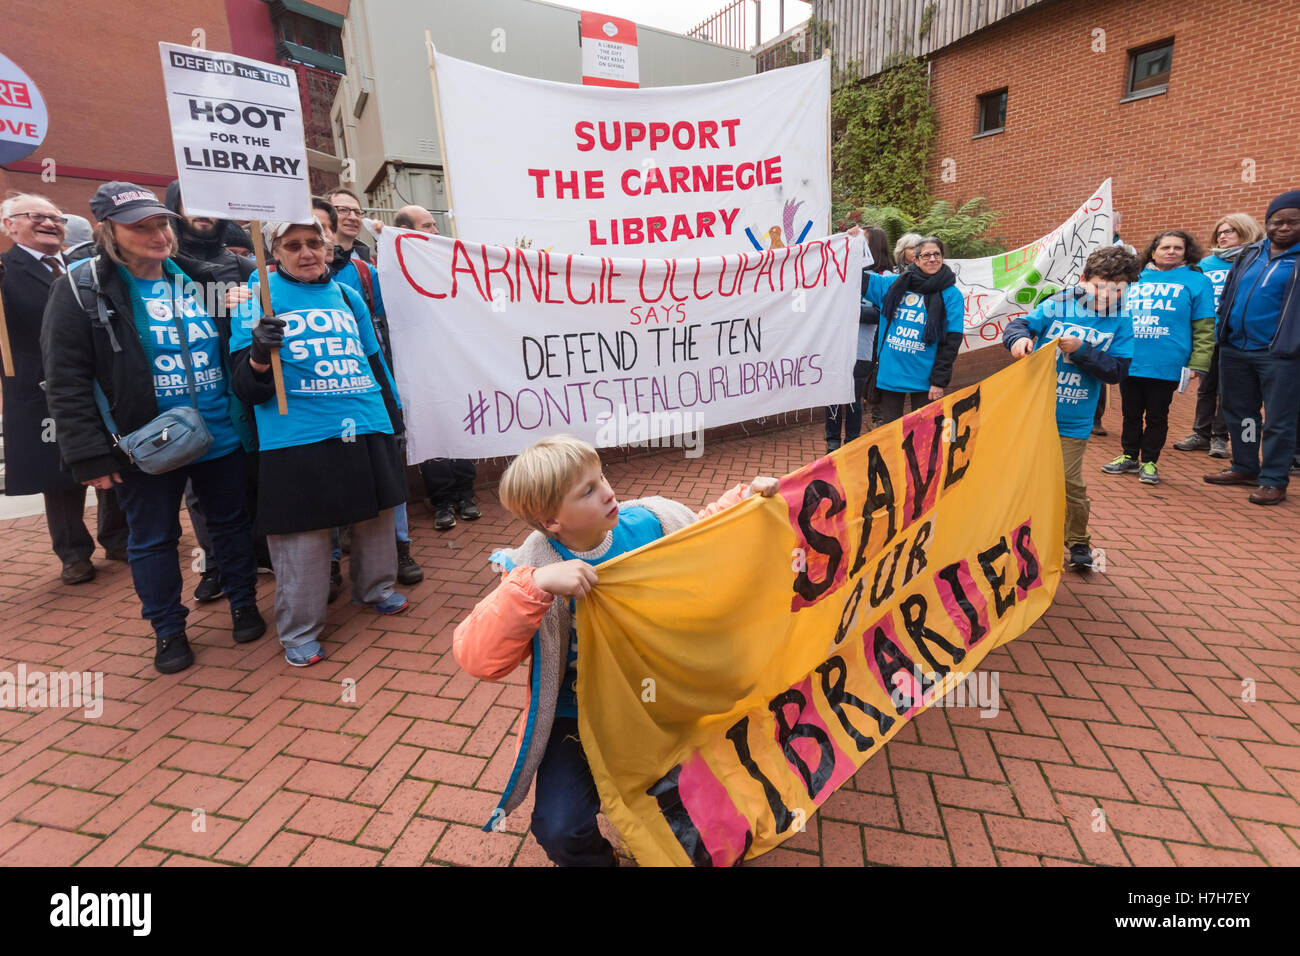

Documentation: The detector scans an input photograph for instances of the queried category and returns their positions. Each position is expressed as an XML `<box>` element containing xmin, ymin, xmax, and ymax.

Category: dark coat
<box><xmin>1</xmin><ymin>246</ymin><xmax>80</xmax><ymax>495</ymax></box>
<box><xmin>40</xmin><ymin>252</ymin><xmax>255</xmax><ymax>483</ymax></box>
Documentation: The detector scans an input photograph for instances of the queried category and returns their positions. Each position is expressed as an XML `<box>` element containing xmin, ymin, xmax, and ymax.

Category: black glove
<box><xmin>249</xmin><ymin>316</ymin><xmax>286</xmax><ymax>365</ymax></box>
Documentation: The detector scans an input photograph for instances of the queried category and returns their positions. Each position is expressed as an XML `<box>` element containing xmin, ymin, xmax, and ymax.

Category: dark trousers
<box><xmin>1094</xmin><ymin>384</ymin><xmax>1107</xmax><ymax>426</ymax></box>
<box><xmin>1191</xmin><ymin>343</ymin><xmax>1228</xmax><ymax>440</ymax></box>
<box><xmin>1219</xmin><ymin>344</ymin><xmax>1300</xmax><ymax>488</ymax></box>
<box><xmin>1119</xmin><ymin>376</ymin><xmax>1178</xmax><ymax>463</ymax></box>
<box><xmin>824</xmin><ymin>375</ymin><xmax>869</xmax><ymax>448</ymax></box>
<box><xmin>419</xmin><ymin>458</ymin><xmax>476</xmax><ymax>508</ymax></box>
<box><xmin>43</xmin><ymin>486</ymin><xmax>128</xmax><ymax>564</ymax></box>
<box><xmin>877</xmin><ymin>389</ymin><xmax>931</xmax><ymax>424</ymax></box>
<box><xmin>531</xmin><ymin>716</ymin><xmax>616</xmax><ymax>867</ymax></box>
<box><xmin>114</xmin><ymin>450</ymin><xmax>258</xmax><ymax>638</ymax></box>
<box><xmin>185</xmin><ymin>457</ymin><xmax>270</xmax><ymax>573</ymax></box>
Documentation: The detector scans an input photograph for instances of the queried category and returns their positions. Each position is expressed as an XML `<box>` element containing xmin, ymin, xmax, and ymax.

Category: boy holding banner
<box><xmin>1004</xmin><ymin>246</ymin><xmax>1141</xmax><ymax>569</ymax></box>
<box><xmin>452</xmin><ymin>435</ymin><xmax>777</xmax><ymax>865</ymax></box>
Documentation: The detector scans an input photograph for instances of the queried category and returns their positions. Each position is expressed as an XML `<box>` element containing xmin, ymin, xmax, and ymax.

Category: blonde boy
<box><xmin>453</xmin><ymin>435</ymin><xmax>776</xmax><ymax>866</ymax></box>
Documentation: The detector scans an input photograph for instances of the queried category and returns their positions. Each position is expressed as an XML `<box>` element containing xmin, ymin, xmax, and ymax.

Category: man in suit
<box><xmin>1</xmin><ymin>192</ymin><xmax>127</xmax><ymax>583</ymax></box>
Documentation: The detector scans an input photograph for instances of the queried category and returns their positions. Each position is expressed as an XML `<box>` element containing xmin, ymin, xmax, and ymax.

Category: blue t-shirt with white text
<box><xmin>1198</xmin><ymin>253</ymin><xmax>1233</xmax><ymax>318</ymax></box>
<box><xmin>864</xmin><ymin>272</ymin><xmax>966</xmax><ymax>393</ymax></box>
<box><xmin>1124</xmin><ymin>265</ymin><xmax>1214</xmax><ymax>381</ymax></box>
<box><xmin>1019</xmin><ymin>289</ymin><xmax>1134</xmax><ymax>439</ymax></box>
<box><xmin>134</xmin><ymin>277</ymin><xmax>241</xmax><ymax>462</ymax></box>
<box><xmin>229</xmin><ymin>272</ymin><xmax>396</xmax><ymax>451</ymax></box>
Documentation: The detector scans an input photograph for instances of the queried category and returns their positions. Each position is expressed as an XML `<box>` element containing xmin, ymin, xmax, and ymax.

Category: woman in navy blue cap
<box><xmin>40</xmin><ymin>181</ymin><xmax>265</xmax><ymax>673</ymax></box>
<box><xmin>1204</xmin><ymin>189</ymin><xmax>1300</xmax><ymax>505</ymax></box>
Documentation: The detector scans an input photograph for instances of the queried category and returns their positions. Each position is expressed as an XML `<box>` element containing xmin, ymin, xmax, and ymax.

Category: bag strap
<box><xmin>169</xmin><ymin>287</ymin><xmax>202</xmax><ymax>411</ymax></box>
<box><xmin>351</xmin><ymin>253</ymin><xmax>375</xmax><ymax>313</ymax></box>
<box><xmin>91</xmin><ymin>381</ymin><xmax>121</xmax><ymax>441</ymax></box>
<box><xmin>69</xmin><ymin>257</ymin><xmax>123</xmax><ymax>353</ymax></box>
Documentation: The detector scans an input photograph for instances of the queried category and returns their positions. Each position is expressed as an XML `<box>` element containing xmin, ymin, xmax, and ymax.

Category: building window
<box><xmin>1126</xmin><ymin>39</ymin><xmax>1173</xmax><ymax>99</ymax></box>
<box><xmin>976</xmin><ymin>88</ymin><xmax>1007</xmax><ymax>136</ymax></box>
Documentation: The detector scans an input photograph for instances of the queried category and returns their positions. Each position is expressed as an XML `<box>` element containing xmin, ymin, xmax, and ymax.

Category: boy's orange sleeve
<box><xmin>452</xmin><ymin>566</ymin><xmax>555</xmax><ymax>682</ymax></box>
<box><xmin>696</xmin><ymin>483</ymin><xmax>748</xmax><ymax>519</ymax></box>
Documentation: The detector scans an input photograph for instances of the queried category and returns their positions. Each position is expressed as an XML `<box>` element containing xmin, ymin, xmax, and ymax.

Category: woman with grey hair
<box><xmin>893</xmin><ymin>232</ymin><xmax>924</xmax><ymax>272</ymax></box>
<box><xmin>229</xmin><ymin>219</ymin><xmax>408</xmax><ymax>667</ymax></box>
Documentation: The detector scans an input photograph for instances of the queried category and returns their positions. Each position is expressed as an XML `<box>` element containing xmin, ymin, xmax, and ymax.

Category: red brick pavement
<box><xmin>1</xmin><ymin>389</ymin><xmax>1298</xmax><ymax>867</ymax></box>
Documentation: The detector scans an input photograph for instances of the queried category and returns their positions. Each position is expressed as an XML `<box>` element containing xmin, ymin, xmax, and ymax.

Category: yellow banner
<box><xmin>577</xmin><ymin>345</ymin><xmax>1064</xmax><ymax>866</ymax></box>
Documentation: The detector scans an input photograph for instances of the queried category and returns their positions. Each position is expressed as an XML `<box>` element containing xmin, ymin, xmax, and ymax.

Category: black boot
<box><xmin>457</xmin><ymin>497</ymin><xmax>481</xmax><ymax>521</ymax></box>
<box><xmin>434</xmin><ymin>504</ymin><xmax>456</xmax><ymax>531</ymax></box>
<box><xmin>396</xmin><ymin>540</ymin><xmax>424</xmax><ymax>585</ymax></box>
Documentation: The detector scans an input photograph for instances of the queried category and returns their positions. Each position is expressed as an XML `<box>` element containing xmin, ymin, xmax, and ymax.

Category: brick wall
<box><xmin>927</xmin><ymin>0</ymin><xmax>1300</xmax><ymax>249</ymax></box>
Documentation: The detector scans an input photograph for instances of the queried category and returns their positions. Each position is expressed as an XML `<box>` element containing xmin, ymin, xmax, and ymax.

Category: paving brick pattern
<box><xmin>1</xmin><ymin>390</ymin><xmax>1298</xmax><ymax>866</ymax></box>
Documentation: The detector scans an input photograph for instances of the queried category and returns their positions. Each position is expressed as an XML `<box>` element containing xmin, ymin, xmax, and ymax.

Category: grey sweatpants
<box><xmin>266</xmin><ymin>508</ymin><xmax>398</xmax><ymax>649</ymax></box>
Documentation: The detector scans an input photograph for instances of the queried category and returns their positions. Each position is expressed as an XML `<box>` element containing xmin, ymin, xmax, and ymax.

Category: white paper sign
<box><xmin>432</xmin><ymin>49</ymin><xmax>830</xmax><ymax>257</ymax></box>
<box><xmin>158</xmin><ymin>42</ymin><xmax>312</xmax><ymax>222</ymax></box>
<box><xmin>0</xmin><ymin>53</ymin><xmax>49</xmax><ymax>165</ymax></box>
<box><xmin>953</xmin><ymin>179</ymin><xmax>1114</xmax><ymax>351</ymax></box>
<box><xmin>380</xmin><ymin>231</ymin><xmax>865</xmax><ymax>460</ymax></box>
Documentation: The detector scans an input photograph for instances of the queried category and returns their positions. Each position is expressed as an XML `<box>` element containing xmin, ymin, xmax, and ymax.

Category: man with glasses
<box><xmin>327</xmin><ymin>188</ymin><xmax>372</xmax><ymax>264</ymax></box>
<box><xmin>1205</xmin><ymin>190</ymin><xmax>1300</xmax><ymax>505</ymax></box>
<box><xmin>1</xmin><ymin>193</ymin><xmax>128</xmax><ymax>582</ymax></box>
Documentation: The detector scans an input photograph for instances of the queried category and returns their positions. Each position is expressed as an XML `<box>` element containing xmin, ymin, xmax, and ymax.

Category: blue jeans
<box><xmin>114</xmin><ymin>449</ymin><xmax>258</xmax><ymax>637</ymax></box>
<box><xmin>394</xmin><ymin>501</ymin><xmax>409</xmax><ymax>543</ymax></box>
<box><xmin>531</xmin><ymin>717</ymin><xmax>617</xmax><ymax>867</ymax></box>
<box><xmin>1219</xmin><ymin>344</ymin><xmax>1300</xmax><ymax>488</ymax></box>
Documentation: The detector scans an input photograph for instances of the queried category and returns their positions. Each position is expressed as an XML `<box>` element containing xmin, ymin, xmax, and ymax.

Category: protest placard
<box><xmin>157</xmin><ymin>42</ymin><xmax>312</xmax><ymax>222</ymax></box>
<box><xmin>380</xmin><ymin>230</ymin><xmax>866</xmax><ymax>460</ymax></box>
<box><xmin>955</xmin><ymin>179</ymin><xmax>1114</xmax><ymax>351</ymax></box>
<box><xmin>429</xmin><ymin>47</ymin><xmax>830</xmax><ymax>256</ymax></box>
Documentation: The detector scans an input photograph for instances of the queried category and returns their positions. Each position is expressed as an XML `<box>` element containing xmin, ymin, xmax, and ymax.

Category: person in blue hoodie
<box><xmin>862</xmin><ymin>236</ymin><xmax>965</xmax><ymax>423</ymax></box>
<box><xmin>1100</xmin><ymin>230</ymin><xmax>1215</xmax><ymax>485</ymax></box>
<box><xmin>1173</xmin><ymin>213</ymin><xmax>1265</xmax><ymax>459</ymax></box>
<box><xmin>230</xmin><ymin>220</ymin><xmax>408</xmax><ymax>667</ymax></box>
<box><xmin>1204</xmin><ymin>190</ymin><xmax>1300</xmax><ymax>505</ymax></box>
<box><xmin>1004</xmin><ymin>246</ymin><xmax>1139</xmax><ymax>569</ymax></box>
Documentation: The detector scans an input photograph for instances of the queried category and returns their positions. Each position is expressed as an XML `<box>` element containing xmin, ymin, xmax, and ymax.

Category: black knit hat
<box><xmin>1266</xmin><ymin>190</ymin><xmax>1300</xmax><ymax>221</ymax></box>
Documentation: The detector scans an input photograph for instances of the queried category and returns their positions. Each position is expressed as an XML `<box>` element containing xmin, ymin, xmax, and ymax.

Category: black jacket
<box><xmin>1216</xmin><ymin>238</ymin><xmax>1300</xmax><ymax>358</ymax></box>
<box><xmin>164</xmin><ymin>181</ymin><xmax>257</xmax><ymax>287</ymax></box>
<box><xmin>40</xmin><ymin>252</ymin><xmax>252</xmax><ymax>482</ymax></box>
<box><xmin>1</xmin><ymin>246</ymin><xmax>80</xmax><ymax>494</ymax></box>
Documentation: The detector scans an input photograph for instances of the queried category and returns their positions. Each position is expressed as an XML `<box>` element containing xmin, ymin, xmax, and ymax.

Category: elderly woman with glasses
<box><xmin>861</xmin><ymin>236</ymin><xmax>965</xmax><ymax>423</ymax></box>
<box><xmin>229</xmin><ymin>219</ymin><xmax>408</xmax><ymax>667</ymax></box>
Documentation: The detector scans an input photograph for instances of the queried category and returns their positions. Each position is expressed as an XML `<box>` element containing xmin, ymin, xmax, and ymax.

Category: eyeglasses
<box><xmin>8</xmin><ymin>212</ymin><xmax>67</xmax><ymax>226</ymax></box>
<box><xmin>280</xmin><ymin>239</ymin><xmax>326</xmax><ymax>253</ymax></box>
<box><xmin>334</xmin><ymin>206</ymin><xmax>362</xmax><ymax>218</ymax></box>
<box><xmin>1215</xmin><ymin>228</ymin><xmax>1238</xmax><ymax>238</ymax></box>
<box><xmin>917</xmin><ymin>252</ymin><xmax>943</xmax><ymax>261</ymax></box>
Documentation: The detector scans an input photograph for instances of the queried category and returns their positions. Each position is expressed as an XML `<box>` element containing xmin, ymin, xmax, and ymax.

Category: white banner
<box><xmin>954</xmin><ymin>179</ymin><xmax>1113</xmax><ymax>351</ymax></box>
<box><xmin>158</xmin><ymin>42</ymin><xmax>312</xmax><ymax>222</ymax></box>
<box><xmin>432</xmin><ymin>49</ymin><xmax>830</xmax><ymax>257</ymax></box>
<box><xmin>380</xmin><ymin>232</ymin><xmax>865</xmax><ymax>460</ymax></box>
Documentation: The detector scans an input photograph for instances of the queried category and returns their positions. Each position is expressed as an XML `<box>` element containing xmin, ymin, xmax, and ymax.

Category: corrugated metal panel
<box><xmin>815</xmin><ymin>0</ymin><xmax>1051</xmax><ymax>80</ymax></box>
